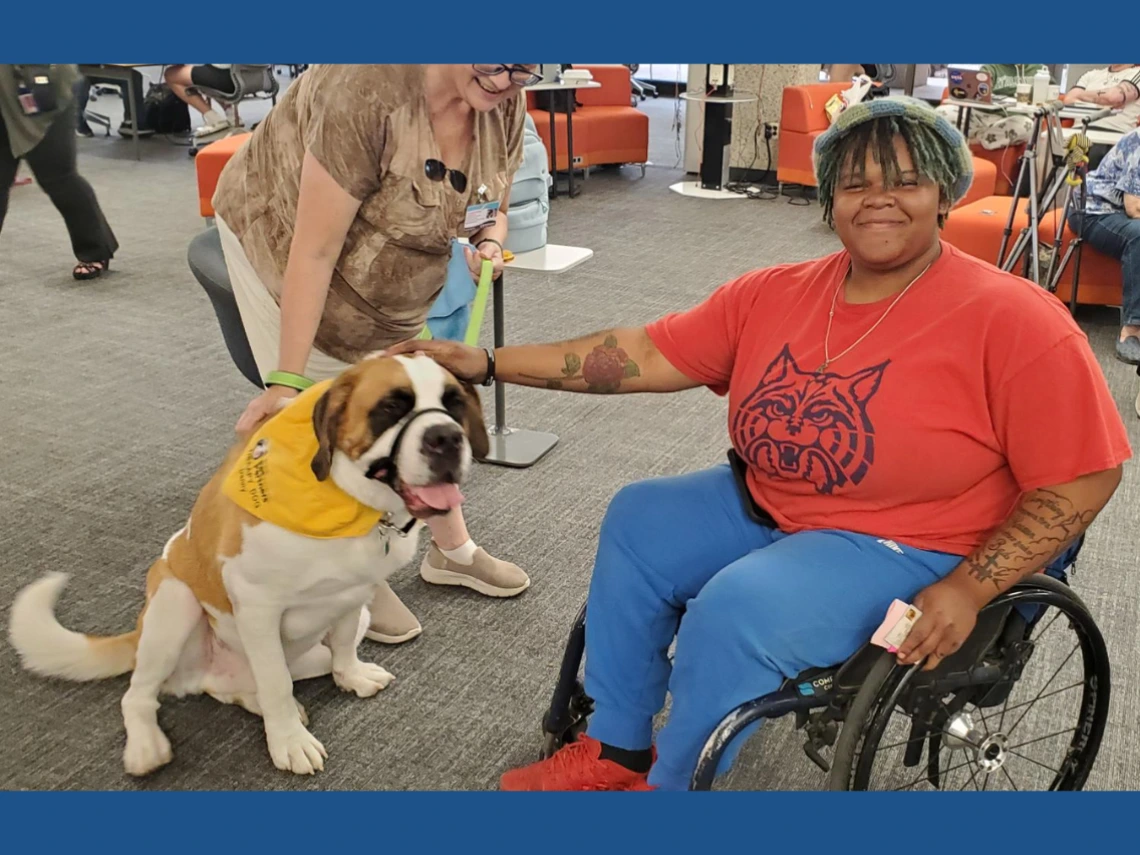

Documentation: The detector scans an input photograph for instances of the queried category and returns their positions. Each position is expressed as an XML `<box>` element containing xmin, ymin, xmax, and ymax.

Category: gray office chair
<box><xmin>188</xmin><ymin>65</ymin><xmax>279</xmax><ymax>156</ymax></box>
<box><xmin>625</xmin><ymin>64</ymin><xmax>657</xmax><ymax>105</ymax></box>
<box><xmin>188</xmin><ymin>227</ymin><xmax>263</xmax><ymax>389</ymax></box>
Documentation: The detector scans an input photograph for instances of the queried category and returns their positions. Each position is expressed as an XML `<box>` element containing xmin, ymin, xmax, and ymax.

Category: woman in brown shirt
<box><xmin>212</xmin><ymin>64</ymin><xmax>539</xmax><ymax>644</ymax></box>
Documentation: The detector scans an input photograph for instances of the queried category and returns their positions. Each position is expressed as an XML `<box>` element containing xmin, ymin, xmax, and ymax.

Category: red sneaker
<box><xmin>500</xmin><ymin>736</ymin><xmax>654</xmax><ymax>791</ymax></box>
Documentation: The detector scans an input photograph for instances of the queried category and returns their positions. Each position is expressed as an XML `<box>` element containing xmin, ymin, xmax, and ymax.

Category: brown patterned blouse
<box><xmin>213</xmin><ymin>64</ymin><xmax>525</xmax><ymax>363</ymax></box>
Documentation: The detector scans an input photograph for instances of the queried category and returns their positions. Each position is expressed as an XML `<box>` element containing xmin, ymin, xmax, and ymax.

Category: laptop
<box><xmin>947</xmin><ymin>67</ymin><xmax>993</xmax><ymax>103</ymax></box>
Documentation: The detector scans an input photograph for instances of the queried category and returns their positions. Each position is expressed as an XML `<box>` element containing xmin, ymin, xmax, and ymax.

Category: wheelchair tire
<box><xmin>828</xmin><ymin>575</ymin><xmax>1110</xmax><ymax>791</ymax></box>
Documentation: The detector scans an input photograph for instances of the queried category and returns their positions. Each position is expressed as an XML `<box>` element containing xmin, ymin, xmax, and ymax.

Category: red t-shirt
<box><xmin>646</xmin><ymin>242</ymin><xmax>1132</xmax><ymax>556</ymax></box>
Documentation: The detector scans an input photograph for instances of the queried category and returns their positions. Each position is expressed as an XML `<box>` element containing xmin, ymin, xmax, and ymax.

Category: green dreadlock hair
<box><xmin>812</xmin><ymin>97</ymin><xmax>973</xmax><ymax>230</ymax></box>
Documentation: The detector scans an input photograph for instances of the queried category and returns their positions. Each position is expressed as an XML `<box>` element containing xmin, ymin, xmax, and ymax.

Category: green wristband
<box><xmin>265</xmin><ymin>370</ymin><xmax>314</xmax><ymax>391</ymax></box>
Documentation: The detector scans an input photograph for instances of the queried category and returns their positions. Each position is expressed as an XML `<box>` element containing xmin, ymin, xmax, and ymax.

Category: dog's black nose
<box><xmin>422</xmin><ymin>424</ymin><xmax>463</xmax><ymax>457</ymax></box>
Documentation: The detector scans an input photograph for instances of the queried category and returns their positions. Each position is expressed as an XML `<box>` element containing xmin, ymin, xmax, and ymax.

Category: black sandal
<box><xmin>73</xmin><ymin>260</ymin><xmax>109</xmax><ymax>281</ymax></box>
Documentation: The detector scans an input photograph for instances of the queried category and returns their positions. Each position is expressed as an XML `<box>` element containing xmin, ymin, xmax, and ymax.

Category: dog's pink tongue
<box><xmin>407</xmin><ymin>483</ymin><xmax>465</xmax><ymax>511</ymax></box>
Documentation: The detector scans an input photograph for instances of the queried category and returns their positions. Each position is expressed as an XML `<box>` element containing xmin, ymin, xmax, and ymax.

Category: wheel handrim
<box><xmin>849</xmin><ymin>592</ymin><xmax>1109</xmax><ymax>791</ymax></box>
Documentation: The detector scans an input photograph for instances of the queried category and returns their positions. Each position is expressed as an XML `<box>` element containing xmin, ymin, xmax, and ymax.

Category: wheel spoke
<box><xmin>1000</xmin><ymin>765</ymin><xmax>1020</xmax><ymax>791</ymax></box>
<box><xmin>991</xmin><ymin>681</ymin><xmax>1084</xmax><ymax>720</ymax></box>
<box><xmin>1007</xmin><ymin>727</ymin><xmax>1076</xmax><ymax>752</ymax></box>
<box><xmin>958</xmin><ymin>752</ymin><xmax>982</xmax><ymax>791</ymax></box>
<box><xmin>997</xmin><ymin>678</ymin><xmax>1014</xmax><ymax>733</ymax></box>
<box><xmin>997</xmin><ymin>607</ymin><xmax>1064</xmax><ymax>735</ymax></box>
<box><xmin>1009</xmin><ymin>749</ymin><xmax>1063</xmax><ymax>775</ymax></box>
<box><xmin>893</xmin><ymin>755</ymin><xmax>979</xmax><ymax>790</ymax></box>
<box><xmin>876</xmin><ymin>733</ymin><xmax>931</xmax><ymax>752</ymax></box>
<box><xmin>1031</xmin><ymin>610</ymin><xmax>1062</xmax><ymax>644</ymax></box>
<box><xmin>1005</xmin><ymin>642</ymin><xmax>1080</xmax><ymax>738</ymax></box>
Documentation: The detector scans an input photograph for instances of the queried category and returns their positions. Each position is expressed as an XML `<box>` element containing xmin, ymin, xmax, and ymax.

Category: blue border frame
<box><xmin>4</xmin><ymin>791</ymin><xmax>1135</xmax><ymax>851</ymax></box>
<box><xmin>2</xmin><ymin>0</ymin><xmax>1131</xmax><ymax>61</ymax></box>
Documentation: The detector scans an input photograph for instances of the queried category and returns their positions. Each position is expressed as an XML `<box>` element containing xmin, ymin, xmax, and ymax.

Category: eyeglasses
<box><xmin>424</xmin><ymin>158</ymin><xmax>468</xmax><ymax>193</ymax></box>
<box><xmin>472</xmin><ymin>63</ymin><xmax>543</xmax><ymax>88</ymax></box>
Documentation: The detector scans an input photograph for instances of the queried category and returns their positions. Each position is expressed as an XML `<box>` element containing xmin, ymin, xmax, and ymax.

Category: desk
<box><xmin>1062</xmin><ymin>126</ymin><xmax>1126</xmax><ymax>148</ymax></box>
<box><xmin>675</xmin><ymin>91</ymin><xmax>759</xmax><ymax>199</ymax></box>
<box><xmin>77</xmin><ymin>63</ymin><xmax>154</xmax><ymax>161</ymax></box>
<box><xmin>947</xmin><ymin>97</ymin><xmax>1120</xmax><ymax>138</ymax></box>
<box><xmin>525</xmin><ymin>79</ymin><xmax>602</xmax><ymax>199</ymax></box>
<box><xmin>508</xmin><ymin>243</ymin><xmax>593</xmax><ymax>273</ymax></box>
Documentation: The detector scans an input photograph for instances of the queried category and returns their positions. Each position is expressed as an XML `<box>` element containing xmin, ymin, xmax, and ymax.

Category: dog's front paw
<box><xmin>334</xmin><ymin>662</ymin><xmax>395</xmax><ymax>698</ymax></box>
<box><xmin>265</xmin><ymin>720</ymin><xmax>327</xmax><ymax>775</ymax></box>
<box><xmin>123</xmin><ymin>724</ymin><xmax>173</xmax><ymax>777</ymax></box>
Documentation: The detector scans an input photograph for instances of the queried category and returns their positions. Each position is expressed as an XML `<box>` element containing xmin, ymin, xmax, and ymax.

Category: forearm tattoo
<box><xmin>519</xmin><ymin>333</ymin><xmax>641</xmax><ymax>394</ymax></box>
<box><xmin>964</xmin><ymin>489</ymin><xmax>1097</xmax><ymax>591</ymax></box>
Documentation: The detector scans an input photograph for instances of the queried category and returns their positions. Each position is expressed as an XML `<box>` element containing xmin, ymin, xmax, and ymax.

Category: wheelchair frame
<box><xmin>537</xmin><ymin>453</ymin><xmax>1111</xmax><ymax>791</ymax></box>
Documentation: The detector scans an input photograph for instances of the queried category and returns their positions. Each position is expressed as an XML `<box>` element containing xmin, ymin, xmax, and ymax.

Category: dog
<box><xmin>8</xmin><ymin>353</ymin><xmax>489</xmax><ymax>777</ymax></box>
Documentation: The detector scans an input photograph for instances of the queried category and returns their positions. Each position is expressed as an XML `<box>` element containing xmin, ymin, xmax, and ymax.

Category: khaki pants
<box><xmin>215</xmin><ymin>215</ymin><xmax>350</xmax><ymax>383</ymax></box>
<box><xmin>934</xmin><ymin>103</ymin><xmax>1034</xmax><ymax>151</ymax></box>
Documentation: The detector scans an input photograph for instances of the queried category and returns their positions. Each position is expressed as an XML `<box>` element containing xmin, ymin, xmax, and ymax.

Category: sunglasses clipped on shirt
<box><xmin>472</xmin><ymin>63</ymin><xmax>543</xmax><ymax>88</ymax></box>
<box><xmin>424</xmin><ymin>158</ymin><xmax>468</xmax><ymax>193</ymax></box>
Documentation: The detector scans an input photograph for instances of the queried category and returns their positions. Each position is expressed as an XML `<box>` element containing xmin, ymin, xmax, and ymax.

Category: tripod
<box><xmin>996</xmin><ymin>106</ymin><xmax>1093</xmax><ymax>313</ymax></box>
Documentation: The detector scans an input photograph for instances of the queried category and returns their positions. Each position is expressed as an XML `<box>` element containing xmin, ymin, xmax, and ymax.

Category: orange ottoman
<box><xmin>969</xmin><ymin>144</ymin><xmax>1024</xmax><ymax>196</ymax></box>
<box><xmin>196</xmin><ymin>133</ymin><xmax>250</xmax><ymax>218</ymax></box>
<box><xmin>942</xmin><ymin>195</ymin><xmax>1123</xmax><ymax>309</ymax></box>
<box><xmin>958</xmin><ymin>157</ymin><xmax>997</xmax><ymax>209</ymax></box>
<box><xmin>942</xmin><ymin>195</ymin><xmax>1029</xmax><ymax>266</ymax></box>
<box><xmin>1037</xmin><ymin>220</ymin><xmax>1123</xmax><ymax>308</ymax></box>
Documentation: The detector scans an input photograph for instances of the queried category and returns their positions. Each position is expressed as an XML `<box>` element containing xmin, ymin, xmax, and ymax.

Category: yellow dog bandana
<box><xmin>222</xmin><ymin>380</ymin><xmax>385</xmax><ymax>539</ymax></box>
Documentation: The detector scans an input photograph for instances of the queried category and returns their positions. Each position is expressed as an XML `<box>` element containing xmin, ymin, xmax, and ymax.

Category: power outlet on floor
<box><xmin>764</xmin><ymin>122</ymin><xmax>779</xmax><ymax>140</ymax></box>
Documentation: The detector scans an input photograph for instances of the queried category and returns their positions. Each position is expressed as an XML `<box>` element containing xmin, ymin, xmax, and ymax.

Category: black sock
<box><xmin>598</xmin><ymin>742</ymin><xmax>653</xmax><ymax>774</ymax></box>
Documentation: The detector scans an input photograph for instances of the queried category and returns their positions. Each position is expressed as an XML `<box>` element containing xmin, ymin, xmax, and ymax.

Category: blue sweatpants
<box><xmin>583</xmin><ymin>465</ymin><xmax>963</xmax><ymax>790</ymax></box>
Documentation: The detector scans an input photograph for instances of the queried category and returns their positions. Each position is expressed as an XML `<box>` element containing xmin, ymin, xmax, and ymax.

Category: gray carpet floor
<box><xmin>2</xmin><ymin>93</ymin><xmax>1138</xmax><ymax>791</ymax></box>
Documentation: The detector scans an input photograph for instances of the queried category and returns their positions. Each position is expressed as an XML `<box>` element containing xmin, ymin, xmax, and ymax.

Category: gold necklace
<box><xmin>817</xmin><ymin>259</ymin><xmax>935</xmax><ymax>373</ymax></box>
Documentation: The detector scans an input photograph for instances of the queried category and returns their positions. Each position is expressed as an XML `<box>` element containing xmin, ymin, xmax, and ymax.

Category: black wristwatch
<box><xmin>482</xmin><ymin>348</ymin><xmax>496</xmax><ymax>387</ymax></box>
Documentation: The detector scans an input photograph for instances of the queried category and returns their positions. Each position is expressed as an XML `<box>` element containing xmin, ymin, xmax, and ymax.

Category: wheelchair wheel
<box><xmin>828</xmin><ymin>575</ymin><xmax>1110</xmax><ymax>791</ymax></box>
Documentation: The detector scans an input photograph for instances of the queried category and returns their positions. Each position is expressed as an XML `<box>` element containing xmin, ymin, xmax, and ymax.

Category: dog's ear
<box><xmin>460</xmin><ymin>381</ymin><xmax>490</xmax><ymax>462</ymax></box>
<box><xmin>310</xmin><ymin>382</ymin><xmax>351</xmax><ymax>481</ymax></box>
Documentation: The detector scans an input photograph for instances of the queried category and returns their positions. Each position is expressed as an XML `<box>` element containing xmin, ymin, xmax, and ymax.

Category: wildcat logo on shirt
<box><xmin>732</xmin><ymin>345</ymin><xmax>888</xmax><ymax>495</ymax></box>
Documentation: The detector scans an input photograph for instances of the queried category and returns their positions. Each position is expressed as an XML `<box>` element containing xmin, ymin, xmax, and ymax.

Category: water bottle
<box><xmin>1032</xmin><ymin>67</ymin><xmax>1050</xmax><ymax>105</ymax></box>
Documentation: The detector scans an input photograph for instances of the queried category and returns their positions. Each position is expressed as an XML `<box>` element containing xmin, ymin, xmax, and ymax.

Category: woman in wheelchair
<box><xmin>393</xmin><ymin>97</ymin><xmax>1131</xmax><ymax>791</ymax></box>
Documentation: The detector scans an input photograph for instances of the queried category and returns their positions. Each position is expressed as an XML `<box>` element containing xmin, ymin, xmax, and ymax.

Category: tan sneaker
<box><xmin>364</xmin><ymin>580</ymin><xmax>422</xmax><ymax>644</ymax></box>
<box><xmin>420</xmin><ymin>544</ymin><xmax>530</xmax><ymax>597</ymax></box>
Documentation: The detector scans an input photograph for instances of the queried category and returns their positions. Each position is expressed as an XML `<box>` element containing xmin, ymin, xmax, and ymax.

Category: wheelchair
<box><xmin>538</xmin><ymin>452</ymin><xmax>1111</xmax><ymax>791</ymax></box>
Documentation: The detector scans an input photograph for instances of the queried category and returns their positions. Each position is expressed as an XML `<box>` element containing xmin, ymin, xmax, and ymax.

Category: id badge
<box><xmin>17</xmin><ymin>84</ymin><xmax>39</xmax><ymax>115</ymax></box>
<box><xmin>464</xmin><ymin>200</ymin><xmax>500</xmax><ymax>231</ymax></box>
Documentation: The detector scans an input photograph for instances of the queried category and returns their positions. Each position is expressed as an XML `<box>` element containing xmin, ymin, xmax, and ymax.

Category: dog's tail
<box><xmin>8</xmin><ymin>572</ymin><xmax>138</xmax><ymax>681</ymax></box>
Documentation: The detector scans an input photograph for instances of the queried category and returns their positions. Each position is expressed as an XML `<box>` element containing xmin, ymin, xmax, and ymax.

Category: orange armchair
<box><xmin>776</xmin><ymin>83</ymin><xmax>849</xmax><ymax>188</ymax></box>
<box><xmin>776</xmin><ymin>83</ymin><xmax>996</xmax><ymax>205</ymax></box>
<box><xmin>526</xmin><ymin>65</ymin><xmax>648</xmax><ymax>172</ymax></box>
<box><xmin>195</xmin><ymin>133</ymin><xmax>250</xmax><ymax>218</ymax></box>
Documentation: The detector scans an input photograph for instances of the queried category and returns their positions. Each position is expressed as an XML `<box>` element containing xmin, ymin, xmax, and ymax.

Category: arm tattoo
<box><xmin>518</xmin><ymin>333</ymin><xmax>641</xmax><ymax>394</ymax></box>
<box><xmin>964</xmin><ymin>489</ymin><xmax>1097</xmax><ymax>591</ymax></box>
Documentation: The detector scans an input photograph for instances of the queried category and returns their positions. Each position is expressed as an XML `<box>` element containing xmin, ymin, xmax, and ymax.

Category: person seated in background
<box><xmin>393</xmin><ymin>97</ymin><xmax>1130</xmax><ymax>790</ymax></box>
<box><xmin>74</xmin><ymin>70</ymin><xmax>148</xmax><ymax>138</ymax></box>
<box><xmin>827</xmin><ymin>64</ymin><xmax>879</xmax><ymax>83</ymax></box>
<box><xmin>1063</xmin><ymin>65</ymin><xmax>1140</xmax><ymax>133</ymax></box>
<box><xmin>936</xmin><ymin>64</ymin><xmax>1052</xmax><ymax>150</ymax></box>
<box><xmin>162</xmin><ymin>64</ymin><xmax>236</xmax><ymax>138</ymax></box>
<box><xmin>1068</xmin><ymin>127</ymin><xmax>1140</xmax><ymax>382</ymax></box>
